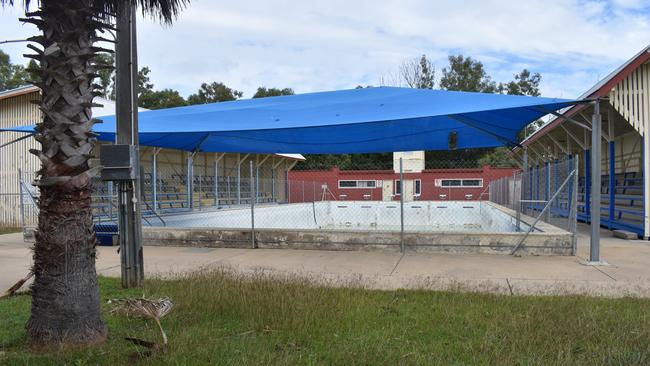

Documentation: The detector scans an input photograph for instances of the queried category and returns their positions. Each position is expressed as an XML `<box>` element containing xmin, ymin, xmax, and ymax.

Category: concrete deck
<box><xmin>1</xmin><ymin>223</ymin><xmax>649</xmax><ymax>297</ymax></box>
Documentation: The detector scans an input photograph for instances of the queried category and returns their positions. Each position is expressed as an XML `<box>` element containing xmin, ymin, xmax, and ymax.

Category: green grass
<box><xmin>1</xmin><ymin>271</ymin><xmax>649</xmax><ymax>365</ymax></box>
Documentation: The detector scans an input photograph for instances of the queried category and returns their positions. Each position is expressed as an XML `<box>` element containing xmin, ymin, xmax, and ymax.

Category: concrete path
<box><xmin>2</xmin><ymin>223</ymin><xmax>649</xmax><ymax>297</ymax></box>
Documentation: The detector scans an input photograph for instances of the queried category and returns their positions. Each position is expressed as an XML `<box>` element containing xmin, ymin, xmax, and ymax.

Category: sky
<box><xmin>1</xmin><ymin>0</ymin><xmax>649</xmax><ymax>99</ymax></box>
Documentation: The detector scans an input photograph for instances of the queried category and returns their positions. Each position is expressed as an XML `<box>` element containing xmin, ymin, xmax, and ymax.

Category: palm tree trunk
<box><xmin>22</xmin><ymin>0</ymin><xmax>109</xmax><ymax>347</ymax></box>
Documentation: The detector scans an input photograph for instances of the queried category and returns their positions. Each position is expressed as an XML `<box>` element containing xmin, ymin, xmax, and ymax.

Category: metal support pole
<box><xmin>108</xmin><ymin>182</ymin><xmax>114</xmax><ymax>219</ymax></box>
<box><xmin>214</xmin><ymin>157</ymin><xmax>219</xmax><ymax>207</ymax></box>
<box><xmin>115</xmin><ymin>3</ymin><xmax>143</xmax><ymax>288</ymax></box>
<box><xmin>399</xmin><ymin>158</ymin><xmax>405</xmax><ymax>253</ymax></box>
<box><xmin>302</xmin><ymin>181</ymin><xmax>305</xmax><ymax>202</ymax></box>
<box><xmin>286</xmin><ymin>169</ymin><xmax>290</xmax><ymax>204</ymax></box>
<box><xmin>237</xmin><ymin>155</ymin><xmax>241</xmax><ymax>205</ymax></box>
<box><xmin>250</xmin><ymin>161</ymin><xmax>256</xmax><ymax>248</ymax></box>
<box><xmin>645</xmin><ymin>130</ymin><xmax>650</xmax><ymax>239</ymax></box>
<box><xmin>517</xmin><ymin>147</ymin><xmax>527</xmax><ymax>230</ymax></box>
<box><xmin>256</xmin><ymin>164</ymin><xmax>260</xmax><ymax>204</ymax></box>
<box><xmin>271</xmin><ymin>169</ymin><xmax>276</xmax><ymax>202</ymax></box>
<box><xmin>227</xmin><ymin>176</ymin><xmax>231</xmax><ymax>204</ymax></box>
<box><xmin>17</xmin><ymin>169</ymin><xmax>25</xmax><ymax>236</ymax></box>
<box><xmin>186</xmin><ymin>155</ymin><xmax>193</xmax><ymax>209</ymax></box>
<box><xmin>608</xmin><ymin>140</ymin><xmax>615</xmax><ymax>227</ymax></box>
<box><xmin>553</xmin><ymin>159</ymin><xmax>559</xmax><ymax>210</ymax></box>
<box><xmin>590</xmin><ymin>100</ymin><xmax>602</xmax><ymax>263</ymax></box>
<box><xmin>152</xmin><ymin>150</ymin><xmax>158</xmax><ymax>213</ymax></box>
<box><xmin>545</xmin><ymin>161</ymin><xmax>551</xmax><ymax>222</ymax></box>
<box><xmin>585</xmin><ymin>149</ymin><xmax>591</xmax><ymax>217</ymax></box>
<box><xmin>570</xmin><ymin>155</ymin><xmax>579</xmax><ymax>255</ymax></box>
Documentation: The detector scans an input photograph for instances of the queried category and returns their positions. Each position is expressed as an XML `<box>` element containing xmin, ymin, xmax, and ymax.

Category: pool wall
<box><xmin>142</xmin><ymin>227</ymin><xmax>572</xmax><ymax>255</ymax></box>
<box><xmin>142</xmin><ymin>203</ymin><xmax>573</xmax><ymax>255</ymax></box>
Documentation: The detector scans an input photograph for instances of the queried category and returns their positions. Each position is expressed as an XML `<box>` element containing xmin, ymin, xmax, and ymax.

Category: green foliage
<box><xmin>439</xmin><ymin>55</ymin><xmax>498</xmax><ymax>93</ymax></box>
<box><xmin>139</xmin><ymin>88</ymin><xmax>187</xmax><ymax>110</ymax></box>
<box><xmin>501</xmin><ymin>69</ymin><xmax>541</xmax><ymax>97</ymax></box>
<box><xmin>0</xmin><ymin>49</ymin><xmax>30</xmax><ymax>91</ymax></box>
<box><xmin>94</xmin><ymin>53</ymin><xmax>114</xmax><ymax>99</ymax></box>
<box><xmin>187</xmin><ymin>82</ymin><xmax>243</xmax><ymax>105</ymax></box>
<box><xmin>295</xmin><ymin>153</ymin><xmax>393</xmax><ymax>170</ymax></box>
<box><xmin>252</xmin><ymin>87</ymin><xmax>294</xmax><ymax>98</ymax></box>
<box><xmin>1</xmin><ymin>273</ymin><xmax>649</xmax><ymax>365</ymax></box>
<box><xmin>477</xmin><ymin>147</ymin><xmax>518</xmax><ymax>167</ymax></box>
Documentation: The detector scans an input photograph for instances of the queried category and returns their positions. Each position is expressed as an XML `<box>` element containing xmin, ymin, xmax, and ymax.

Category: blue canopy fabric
<box><xmin>2</xmin><ymin>87</ymin><xmax>579</xmax><ymax>154</ymax></box>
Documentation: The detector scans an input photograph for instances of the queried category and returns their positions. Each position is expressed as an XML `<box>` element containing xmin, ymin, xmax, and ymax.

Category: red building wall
<box><xmin>288</xmin><ymin>166</ymin><xmax>519</xmax><ymax>202</ymax></box>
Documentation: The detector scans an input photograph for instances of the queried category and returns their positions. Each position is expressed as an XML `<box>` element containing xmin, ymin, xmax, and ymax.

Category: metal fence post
<box><xmin>237</xmin><ymin>156</ymin><xmax>241</xmax><ymax>205</ymax></box>
<box><xmin>186</xmin><ymin>155</ymin><xmax>193</xmax><ymax>209</ymax></box>
<box><xmin>518</xmin><ymin>147</ymin><xmax>528</xmax><ymax>230</ymax></box>
<box><xmin>271</xmin><ymin>169</ymin><xmax>276</xmax><ymax>202</ymax></box>
<box><xmin>17</xmin><ymin>169</ymin><xmax>25</xmax><ymax>237</ymax></box>
<box><xmin>152</xmin><ymin>149</ymin><xmax>158</xmax><ymax>213</ymax></box>
<box><xmin>214</xmin><ymin>156</ymin><xmax>219</xmax><ymax>207</ymax></box>
<box><xmin>545</xmin><ymin>161</ymin><xmax>551</xmax><ymax>223</ymax></box>
<box><xmin>256</xmin><ymin>163</ymin><xmax>260</xmax><ymax>204</ymax></box>
<box><xmin>400</xmin><ymin>158</ymin><xmax>405</xmax><ymax>253</ymax></box>
<box><xmin>227</xmin><ymin>176</ymin><xmax>231</xmax><ymax>205</ymax></box>
<box><xmin>250</xmin><ymin>161</ymin><xmax>256</xmax><ymax>248</ymax></box>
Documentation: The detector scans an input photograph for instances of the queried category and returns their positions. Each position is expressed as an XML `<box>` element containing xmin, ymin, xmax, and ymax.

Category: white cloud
<box><xmin>1</xmin><ymin>0</ymin><xmax>649</xmax><ymax>99</ymax></box>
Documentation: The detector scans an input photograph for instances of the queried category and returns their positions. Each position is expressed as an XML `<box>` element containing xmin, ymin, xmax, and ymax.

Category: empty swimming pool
<box><xmin>154</xmin><ymin>201</ymin><xmax>527</xmax><ymax>232</ymax></box>
<box><xmin>141</xmin><ymin>201</ymin><xmax>574</xmax><ymax>255</ymax></box>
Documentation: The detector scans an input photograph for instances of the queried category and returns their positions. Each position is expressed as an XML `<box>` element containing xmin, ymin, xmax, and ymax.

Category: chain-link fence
<box><xmin>13</xmin><ymin>153</ymin><xmax>579</xmax><ymax>255</ymax></box>
<box><xmin>489</xmin><ymin>155</ymin><xmax>579</xmax><ymax>254</ymax></box>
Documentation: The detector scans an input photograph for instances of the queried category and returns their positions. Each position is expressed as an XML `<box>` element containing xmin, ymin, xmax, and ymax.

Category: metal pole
<box><xmin>186</xmin><ymin>155</ymin><xmax>193</xmax><ymax>209</ymax></box>
<box><xmin>545</xmin><ymin>161</ymin><xmax>551</xmax><ymax>223</ymax></box>
<box><xmin>590</xmin><ymin>100</ymin><xmax>602</xmax><ymax>263</ymax></box>
<box><xmin>152</xmin><ymin>150</ymin><xmax>158</xmax><ymax>213</ymax></box>
<box><xmin>517</xmin><ymin>147</ymin><xmax>528</xmax><ymax>231</ymax></box>
<box><xmin>115</xmin><ymin>3</ymin><xmax>143</xmax><ymax>287</ymax></box>
<box><xmin>400</xmin><ymin>158</ymin><xmax>405</xmax><ymax>253</ymax></box>
<box><xmin>256</xmin><ymin>164</ymin><xmax>260</xmax><ymax>204</ymax></box>
<box><xmin>271</xmin><ymin>169</ymin><xmax>276</xmax><ymax>202</ymax></box>
<box><xmin>108</xmin><ymin>181</ymin><xmax>113</xmax><ymax>220</ymax></box>
<box><xmin>250</xmin><ymin>161</ymin><xmax>256</xmax><ymax>248</ymax></box>
<box><xmin>237</xmin><ymin>154</ymin><xmax>241</xmax><ymax>205</ymax></box>
<box><xmin>214</xmin><ymin>156</ymin><xmax>218</xmax><ymax>207</ymax></box>
<box><xmin>227</xmin><ymin>176</ymin><xmax>231</xmax><ymax>205</ymax></box>
<box><xmin>17</xmin><ymin>169</ymin><xmax>25</xmax><ymax>236</ymax></box>
<box><xmin>302</xmin><ymin>181</ymin><xmax>305</xmax><ymax>202</ymax></box>
<box><xmin>570</xmin><ymin>155</ymin><xmax>580</xmax><ymax>255</ymax></box>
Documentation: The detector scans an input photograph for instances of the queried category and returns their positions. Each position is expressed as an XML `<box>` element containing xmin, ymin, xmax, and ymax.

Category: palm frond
<box><xmin>0</xmin><ymin>0</ymin><xmax>189</xmax><ymax>24</ymax></box>
<box><xmin>109</xmin><ymin>297</ymin><xmax>174</xmax><ymax>345</ymax></box>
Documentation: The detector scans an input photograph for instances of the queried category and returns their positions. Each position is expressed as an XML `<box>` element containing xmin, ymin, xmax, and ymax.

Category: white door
<box><xmin>403</xmin><ymin>179</ymin><xmax>414</xmax><ymax>201</ymax></box>
<box><xmin>382</xmin><ymin>180</ymin><xmax>393</xmax><ymax>201</ymax></box>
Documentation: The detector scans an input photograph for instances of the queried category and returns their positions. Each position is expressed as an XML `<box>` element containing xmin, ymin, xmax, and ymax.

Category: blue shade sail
<box><xmin>1</xmin><ymin>87</ymin><xmax>579</xmax><ymax>153</ymax></box>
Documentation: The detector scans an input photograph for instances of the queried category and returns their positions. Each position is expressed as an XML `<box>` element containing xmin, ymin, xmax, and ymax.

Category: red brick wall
<box><xmin>288</xmin><ymin>166</ymin><xmax>519</xmax><ymax>202</ymax></box>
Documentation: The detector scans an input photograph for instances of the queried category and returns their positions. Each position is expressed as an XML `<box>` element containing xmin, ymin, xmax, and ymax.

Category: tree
<box><xmin>95</xmin><ymin>53</ymin><xmax>114</xmax><ymax>99</ymax></box>
<box><xmin>0</xmin><ymin>49</ymin><xmax>30</xmax><ymax>91</ymax></box>
<box><xmin>2</xmin><ymin>0</ymin><xmax>187</xmax><ymax>348</ymax></box>
<box><xmin>187</xmin><ymin>82</ymin><xmax>243</xmax><ymax>104</ymax></box>
<box><xmin>399</xmin><ymin>54</ymin><xmax>435</xmax><ymax>89</ymax></box>
<box><xmin>501</xmin><ymin>69</ymin><xmax>543</xmax><ymax>139</ymax></box>
<box><xmin>477</xmin><ymin>147</ymin><xmax>518</xmax><ymax>167</ymax></box>
<box><xmin>500</xmin><ymin>69</ymin><xmax>541</xmax><ymax>97</ymax></box>
<box><xmin>439</xmin><ymin>55</ymin><xmax>497</xmax><ymax>93</ymax></box>
<box><xmin>140</xmin><ymin>88</ymin><xmax>187</xmax><ymax>109</ymax></box>
<box><xmin>252</xmin><ymin>86</ymin><xmax>294</xmax><ymax>98</ymax></box>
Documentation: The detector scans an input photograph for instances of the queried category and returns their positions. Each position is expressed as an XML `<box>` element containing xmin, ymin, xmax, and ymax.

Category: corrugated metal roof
<box><xmin>520</xmin><ymin>45</ymin><xmax>650</xmax><ymax>146</ymax></box>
